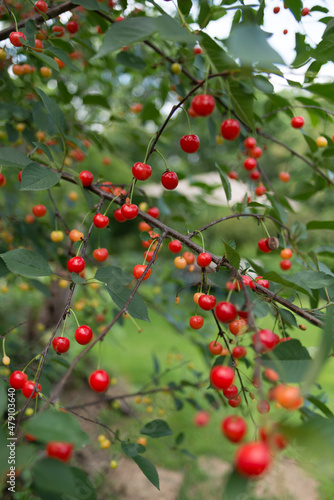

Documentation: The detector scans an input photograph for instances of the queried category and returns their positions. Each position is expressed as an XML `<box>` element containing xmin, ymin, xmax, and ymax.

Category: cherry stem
<box><xmin>142</xmin><ymin>237</ymin><xmax>157</xmax><ymax>265</ymax></box>
<box><xmin>154</xmin><ymin>149</ymin><xmax>169</xmax><ymax>171</ymax></box>
<box><xmin>22</xmin><ymin>354</ymin><xmax>41</xmax><ymax>373</ymax></box>
<box><xmin>226</xmin><ymin>287</ymin><xmax>233</xmax><ymax>302</ymax></box>
<box><xmin>69</xmin><ymin>308</ymin><xmax>80</xmax><ymax>328</ymax></box>
<box><xmin>144</xmin><ymin>135</ymin><xmax>157</xmax><ymax>164</ymax></box>
<box><xmin>79</xmin><ymin>210</ymin><xmax>90</xmax><ymax>230</ymax></box>
<box><xmin>60</xmin><ymin>315</ymin><xmax>68</xmax><ymax>338</ymax></box>
<box><xmin>97</xmin><ymin>340</ymin><xmax>101</xmax><ymax>370</ymax></box>
<box><xmin>103</xmin><ymin>194</ymin><xmax>121</xmax><ymax>216</ymax></box>
<box><xmin>127</xmin><ymin>314</ymin><xmax>143</xmax><ymax>333</ymax></box>
<box><xmin>98</xmin><ymin>229</ymin><xmax>101</xmax><ymax>250</ymax></box>
<box><xmin>192</xmin><ymin>230</ymin><xmax>205</xmax><ymax>252</ymax></box>
<box><xmin>2</xmin><ymin>338</ymin><xmax>6</xmax><ymax>358</ymax></box>
<box><xmin>260</xmin><ymin>220</ymin><xmax>271</xmax><ymax>239</ymax></box>
<box><xmin>180</xmin><ymin>106</ymin><xmax>192</xmax><ymax>135</ymax></box>
<box><xmin>76</xmin><ymin>240</ymin><xmax>84</xmax><ymax>257</ymax></box>
<box><xmin>33</xmin><ymin>355</ymin><xmax>43</xmax><ymax>383</ymax></box>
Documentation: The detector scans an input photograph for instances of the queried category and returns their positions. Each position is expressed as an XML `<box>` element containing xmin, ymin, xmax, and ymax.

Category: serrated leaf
<box><xmin>216</xmin><ymin>163</ymin><xmax>231</xmax><ymax>201</ymax></box>
<box><xmin>30</xmin><ymin>51</ymin><xmax>60</xmax><ymax>72</ymax></box>
<box><xmin>20</xmin><ymin>163</ymin><xmax>61</xmax><ymax>191</ymax></box>
<box><xmin>95</xmin><ymin>266</ymin><xmax>132</xmax><ymax>286</ymax></box>
<box><xmin>0</xmin><ymin>147</ymin><xmax>30</xmax><ymax>168</ymax></box>
<box><xmin>105</xmin><ymin>285</ymin><xmax>149</xmax><ymax>322</ymax></box>
<box><xmin>116</xmin><ymin>51</ymin><xmax>146</xmax><ymax>70</ymax></box>
<box><xmin>262</xmin><ymin>271</ymin><xmax>311</xmax><ymax>296</ymax></box>
<box><xmin>278</xmin><ymin>308</ymin><xmax>298</xmax><ymax>327</ymax></box>
<box><xmin>284</xmin><ymin>0</ymin><xmax>303</xmax><ymax>21</ymax></box>
<box><xmin>0</xmin><ymin>249</ymin><xmax>53</xmax><ymax>278</ymax></box>
<box><xmin>200</xmin><ymin>32</ymin><xmax>236</xmax><ymax>72</ymax></box>
<box><xmin>36</xmin><ymin>88</ymin><xmax>66</xmax><ymax>136</ymax></box>
<box><xmin>71</xmin><ymin>273</ymin><xmax>86</xmax><ymax>284</ymax></box>
<box><xmin>140</xmin><ymin>419</ymin><xmax>173</xmax><ymax>438</ymax></box>
<box><xmin>224</xmin><ymin>241</ymin><xmax>240</xmax><ymax>269</ymax></box>
<box><xmin>208</xmin><ymin>269</ymin><xmax>231</xmax><ymax>287</ymax></box>
<box><xmin>32</xmin><ymin>142</ymin><xmax>54</xmax><ymax>162</ymax></box>
<box><xmin>46</xmin><ymin>46</ymin><xmax>80</xmax><ymax>72</ymax></box>
<box><xmin>132</xmin><ymin>455</ymin><xmax>160</xmax><ymax>490</ymax></box>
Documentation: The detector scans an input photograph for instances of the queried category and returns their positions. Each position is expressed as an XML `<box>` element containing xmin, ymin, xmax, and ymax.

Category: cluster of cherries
<box><xmin>258</xmin><ymin>237</ymin><xmax>293</xmax><ymax>271</ymax></box>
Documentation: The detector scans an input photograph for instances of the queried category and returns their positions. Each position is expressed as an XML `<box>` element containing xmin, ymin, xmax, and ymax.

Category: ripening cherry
<box><xmin>255</xmin><ymin>185</ymin><xmax>266</xmax><ymax>196</ymax></box>
<box><xmin>9</xmin><ymin>31</ymin><xmax>26</xmax><ymax>47</ymax></box>
<box><xmin>67</xmin><ymin>20</ymin><xmax>79</xmax><ymax>34</ymax></box>
<box><xmin>9</xmin><ymin>371</ymin><xmax>28</xmax><ymax>390</ymax></box>
<box><xmin>264</xmin><ymin>368</ymin><xmax>280</xmax><ymax>383</ymax></box>
<box><xmin>208</xmin><ymin>340</ymin><xmax>223</xmax><ymax>355</ymax></box>
<box><xmin>280</xmin><ymin>259</ymin><xmax>291</xmax><ymax>271</ymax></box>
<box><xmin>196</xmin><ymin>252</ymin><xmax>212</xmax><ymax>268</ymax></box>
<box><xmin>280</xmin><ymin>248</ymin><xmax>292</xmax><ymax>259</ymax></box>
<box><xmin>34</xmin><ymin>1</ymin><xmax>48</xmax><ymax>13</ymax></box>
<box><xmin>93</xmin><ymin>248</ymin><xmax>109</xmax><ymax>262</ymax></box>
<box><xmin>210</xmin><ymin>365</ymin><xmax>234</xmax><ymax>389</ymax></box>
<box><xmin>258</xmin><ymin>238</ymin><xmax>272</xmax><ymax>253</ymax></box>
<box><xmin>223</xmin><ymin>384</ymin><xmax>238</xmax><ymax>399</ymax></box>
<box><xmin>114</xmin><ymin>208</ymin><xmax>126</xmax><ymax>223</ymax></box>
<box><xmin>283</xmin><ymin>29</ymin><xmax>288</xmax><ymax>35</ymax></box>
<box><xmin>180</xmin><ymin>135</ymin><xmax>200</xmax><ymax>153</ymax></box>
<box><xmin>220</xmin><ymin>119</ymin><xmax>241</xmax><ymax>141</ymax></box>
<box><xmin>133</xmin><ymin>264</ymin><xmax>151</xmax><ymax>281</ymax></box>
<box><xmin>121</xmin><ymin>203</ymin><xmax>139</xmax><ymax>220</ymax></box>
<box><xmin>228</xmin><ymin>395</ymin><xmax>242</xmax><ymax>407</ymax></box>
<box><xmin>257</xmin><ymin>399</ymin><xmax>270</xmax><ymax>414</ymax></box>
<box><xmin>228</xmin><ymin>171</ymin><xmax>239</xmax><ymax>180</ymax></box>
<box><xmin>215</xmin><ymin>302</ymin><xmax>237</xmax><ymax>323</ymax></box>
<box><xmin>301</xmin><ymin>7</ymin><xmax>310</xmax><ymax>16</ymax></box>
<box><xmin>75</xmin><ymin>325</ymin><xmax>93</xmax><ymax>345</ymax></box>
<box><xmin>161</xmin><ymin>171</ymin><xmax>178</xmax><ymax>190</ymax></box>
<box><xmin>147</xmin><ymin>207</ymin><xmax>160</xmax><ymax>218</ymax></box>
<box><xmin>232</xmin><ymin>346</ymin><xmax>247</xmax><ymax>359</ymax></box>
<box><xmin>168</xmin><ymin>240</ymin><xmax>182</xmax><ymax>253</ymax></box>
<box><xmin>198</xmin><ymin>294</ymin><xmax>216</xmax><ymax>311</ymax></box>
<box><xmin>229</xmin><ymin>319</ymin><xmax>247</xmax><ymax>336</ymax></box>
<box><xmin>193</xmin><ymin>410</ymin><xmax>210</xmax><ymax>427</ymax></box>
<box><xmin>279</xmin><ymin>171</ymin><xmax>290</xmax><ymax>183</ymax></box>
<box><xmin>193</xmin><ymin>292</ymin><xmax>204</xmax><ymax>304</ymax></box>
<box><xmin>138</xmin><ymin>221</ymin><xmax>151</xmax><ymax>232</ymax></box>
<box><xmin>93</xmin><ymin>213</ymin><xmax>109</xmax><ymax>228</ymax></box>
<box><xmin>189</xmin><ymin>315</ymin><xmax>204</xmax><ymax>330</ymax></box>
<box><xmin>188</xmin><ymin>106</ymin><xmax>198</xmax><ymax>118</ymax></box>
<box><xmin>191</xmin><ymin>94</ymin><xmax>215</xmax><ymax>116</ymax></box>
<box><xmin>234</xmin><ymin>442</ymin><xmax>272</xmax><ymax>477</ymax></box>
<box><xmin>243</xmin><ymin>158</ymin><xmax>257</xmax><ymax>171</ymax></box>
<box><xmin>250</xmin><ymin>170</ymin><xmax>261</xmax><ymax>181</ymax></box>
<box><xmin>46</xmin><ymin>441</ymin><xmax>74</xmax><ymax>462</ymax></box>
<box><xmin>52</xmin><ymin>337</ymin><xmax>70</xmax><ymax>354</ymax></box>
<box><xmin>69</xmin><ymin>229</ymin><xmax>84</xmax><ymax>242</ymax></box>
<box><xmin>174</xmin><ymin>256</ymin><xmax>187</xmax><ymax>269</ymax></box>
<box><xmin>252</xmin><ymin>329</ymin><xmax>278</xmax><ymax>353</ymax></box>
<box><xmin>183</xmin><ymin>252</ymin><xmax>195</xmax><ymax>264</ymax></box>
<box><xmin>40</xmin><ymin>66</ymin><xmax>52</xmax><ymax>78</ymax></box>
<box><xmin>22</xmin><ymin>380</ymin><xmax>41</xmax><ymax>399</ymax></box>
<box><xmin>291</xmin><ymin>116</ymin><xmax>304</xmax><ymax>129</ymax></box>
<box><xmin>79</xmin><ymin>170</ymin><xmax>93</xmax><ymax>187</ymax></box>
<box><xmin>244</xmin><ymin>137</ymin><xmax>256</xmax><ymax>149</ymax></box>
<box><xmin>222</xmin><ymin>416</ymin><xmax>247</xmax><ymax>443</ymax></box>
<box><xmin>32</xmin><ymin>204</ymin><xmax>47</xmax><ymax>217</ymax></box>
<box><xmin>67</xmin><ymin>256</ymin><xmax>85</xmax><ymax>274</ymax></box>
<box><xmin>132</xmin><ymin>162</ymin><xmax>152</xmax><ymax>181</ymax></box>
<box><xmin>235</xmin><ymin>275</ymin><xmax>255</xmax><ymax>291</ymax></box>
<box><xmin>274</xmin><ymin>384</ymin><xmax>303</xmax><ymax>410</ymax></box>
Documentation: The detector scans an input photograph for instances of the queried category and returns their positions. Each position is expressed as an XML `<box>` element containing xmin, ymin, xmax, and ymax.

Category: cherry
<box><xmin>32</xmin><ymin>204</ymin><xmax>47</xmax><ymax>217</ymax></box>
<box><xmin>264</xmin><ymin>368</ymin><xmax>280</xmax><ymax>383</ymax></box>
<box><xmin>52</xmin><ymin>337</ymin><xmax>70</xmax><ymax>354</ymax></box>
<box><xmin>144</xmin><ymin>250</ymin><xmax>156</xmax><ymax>262</ymax></box>
<box><xmin>147</xmin><ymin>207</ymin><xmax>160</xmax><ymax>218</ymax></box>
<box><xmin>93</xmin><ymin>213</ymin><xmax>109</xmax><ymax>228</ymax></box>
<box><xmin>75</xmin><ymin>325</ymin><xmax>93</xmax><ymax>345</ymax></box>
<box><xmin>174</xmin><ymin>256</ymin><xmax>187</xmax><ymax>269</ymax></box>
<box><xmin>280</xmin><ymin>248</ymin><xmax>292</xmax><ymax>259</ymax></box>
<box><xmin>291</xmin><ymin>116</ymin><xmax>304</xmax><ymax>129</ymax></box>
<box><xmin>257</xmin><ymin>399</ymin><xmax>270</xmax><ymax>414</ymax></box>
<box><xmin>208</xmin><ymin>340</ymin><xmax>223</xmax><ymax>355</ymax></box>
<box><xmin>79</xmin><ymin>170</ymin><xmax>93</xmax><ymax>187</ymax></box>
<box><xmin>69</xmin><ymin>229</ymin><xmax>84</xmax><ymax>242</ymax></box>
<box><xmin>235</xmin><ymin>275</ymin><xmax>255</xmax><ymax>291</ymax></box>
<box><xmin>0</xmin><ymin>173</ymin><xmax>6</xmax><ymax>186</ymax></box>
<box><xmin>228</xmin><ymin>395</ymin><xmax>242</xmax><ymax>407</ymax></box>
<box><xmin>52</xmin><ymin>26</ymin><xmax>65</xmax><ymax>37</ymax></box>
<box><xmin>168</xmin><ymin>240</ymin><xmax>182</xmax><ymax>253</ymax></box>
<box><xmin>251</xmin><ymin>147</ymin><xmax>263</xmax><ymax>159</ymax></box>
<box><xmin>89</xmin><ymin>369</ymin><xmax>110</xmax><ymax>392</ymax></box>
<box><xmin>139</xmin><ymin>221</ymin><xmax>151</xmax><ymax>232</ymax></box>
<box><xmin>161</xmin><ymin>171</ymin><xmax>178</xmax><ymax>190</ymax></box>
<box><xmin>228</xmin><ymin>319</ymin><xmax>247</xmax><ymax>336</ymax></box>
<box><xmin>255</xmin><ymin>185</ymin><xmax>266</xmax><ymax>196</ymax></box>
<box><xmin>259</xmin><ymin>427</ymin><xmax>287</xmax><ymax>451</ymax></box>
<box><xmin>121</xmin><ymin>203</ymin><xmax>139</xmax><ymax>220</ymax></box>
<box><xmin>254</xmin><ymin>276</ymin><xmax>269</xmax><ymax>289</ymax></box>
<box><xmin>67</xmin><ymin>256</ymin><xmax>85</xmax><ymax>274</ymax></box>
<box><xmin>191</xmin><ymin>94</ymin><xmax>215</xmax><ymax>117</ymax></box>
<box><xmin>273</xmin><ymin>6</ymin><xmax>280</xmax><ymax>13</ymax></box>
<box><xmin>9</xmin><ymin>371</ymin><xmax>28</xmax><ymax>390</ymax></box>
<box><xmin>46</xmin><ymin>442</ymin><xmax>74</xmax><ymax>462</ymax></box>
<box><xmin>188</xmin><ymin>107</ymin><xmax>198</xmax><ymax>118</ymax></box>
<box><xmin>34</xmin><ymin>1</ymin><xmax>48</xmax><ymax>13</ymax></box>
<box><xmin>250</xmin><ymin>170</ymin><xmax>260</xmax><ymax>181</ymax></box>
<box><xmin>196</xmin><ymin>252</ymin><xmax>212</xmax><ymax>268</ymax></box>
<box><xmin>194</xmin><ymin>410</ymin><xmax>210</xmax><ymax>427</ymax></box>
<box><xmin>180</xmin><ymin>135</ymin><xmax>200</xmax><ymax>153</ymax></box>
<box><xmin>258</xmin><ymin>238</ymin><xmax>271</xmax><ymax>253</ymax></box>
<box><xmin>93</xmin><ymin>248</ymin><xmax>109</xmax><ymax>262</ymax></box>
<box><xmin>189</xmin><ymin>315</ymin><xmax>204</xmax><ymax>329</ymax></box>
<box><xmin>133</xmin><ymin>264</ymin><xmax>151</xmax><ymax>280</ymax></box>
<box><xmin>228</xmin><ymin>171</ymin><xmax>239</xmax><ymax>180</ymax></box>
<box><xmin>220</xmin><ymin>119</ymin><xmax>241</xmax><ymax>141</ymax></box>
<box><xmin>232</xmin><ymin>346</ymin><xmax>247</xmax><ymax>358</ymax></box>
<box><xmin>274</xmin><ymin>384</ymin><xmax>303</xmax><ymax>410</ymax></box>
<box><xmin>222</xmin><ymin>416</ymin><xmax>247</xmax><ymax>443</ymax></box>
<box><xmin>66</xmin><ymin>20</ymin><xmax>79</xmax><ymax>34</ymax></box>
<box><xmin>132</xmin><ymin>162</ymin><xmax>152</xmax><ymax>181</ymax></box>
<box><xmin>244</xmin><ymin>137</ymin><xmax>256</xmax><ymax>149</ymax></box>
<box><xmin>9</xmin><ymin>31</ymin><xmax>26</xmax><ymax>47</ymax></box>
<box><xmin>301</xmin><ymin>7</ymin><xmax>310</xmax><ymax>16</ymax></box>
<box><xmin>114</xmin><ymin>208</ymin><xmax>126</xmax><ymax>222</ymax></box>
<box><xmin>235</xmin><ymin>442</ymin><xmax>272</xmax><ymax>477</ymax></box>
<box><xmin>252</xmin><ymin>329</ymin><xmax>278</xmax><ymax>353</ymax></box>
<box><xmin>223</xmin><ymin>384</ymin><xmax>238</xmax><ymax>399</ymax></box>
<box><xmin>215</xmin><ymin>302</ymin><xmax>237</xmax><ymax>323</ymax></box>
<box><xmin>22</xmin><ymin>380</ymin><xmax>41</xmax><ymax>399</ymax></box>
<box><xmin>183</xmin><ymin>252</ymin><xmax>195</xmax><ymax>264</ymax></box>
<box><xmin>193</xmin><ymin>46</ymin><xmax>203</xmax><ymax>55</ymax></box>
<box><xmin>279</xmin><ymin>171</ymin><xmax>290</xmax><ymax>183</ymax></box>
<box><xmin>243</xmin><ymin>158</ymin><xmax>257</xmax><ymax>171</ymax></box>
<box><xmin>283</xmin><ymin>29</ymin><xmax>288</xmax><ymax>35</ymax></box>
<box><xmin>210</xmin><ymin>365</ymin><xmax>234</xmax><ymax>389</ymax></box>
<box><xmin>198</xmin><ymin>294</ymin><xmax>216</xmax><ymax>311</ymax></box>
<box><xmin>280</xmin><ymin>259</ymin><xmax>291</xmax><ymax>271</ymax></box>
<box><xmin>238</xmin><ymin>310</ymin><xmax>248</xmax><ymax>320</ymax></box>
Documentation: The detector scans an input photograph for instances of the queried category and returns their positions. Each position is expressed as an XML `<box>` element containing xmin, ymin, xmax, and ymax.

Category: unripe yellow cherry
<box><xmin>68</xmin><ymin>191</ymin><xmax>78</xmax><ymax>201</ymax></box>
<box><xmin>16</xmin><ymin>123</ymin><xmax>25</xmax><ymax>132</ymax></box>
<box><xmin>171</xmin><ymin>62</ymin><xmax>182</xmax><ymax>74</ymax></box>
<box><xmin>134</xmin><ymin>396</ymin><xmax>142</xmax><ymax>404</ymax></box>
<box><xmin>2</xmin><ymin>356</ymin><xmax>10</xmax><ymax>365</ymax></box>
<box><xmin>216</xmin><ymin>135</ymin><xmax>223</xmax><ymax>145</ymax></box>
<box><xmin>0</xmin><ymin>48</ymin><xmax>7</xmax><ymax>60</ymax></box>
<box><xmin>51</xmin><ymin>230</ymin><xmax>64</xmax><ymax>242</ymax></box>
<box><xmin>137</xmin><ymin>437</ymin><xmax>147</xmax><ymax>447</ymax></box>
<box><xmin>59</xmin><ymin>279</ymin><xmax>68</xmax><ymax>288</ymax></box>
<box><xmin>98</xmin><ymin>434</ymin><xmax>106</xmax><ymax>443</ymax></box>
<box><xmin>316</xmin><ymin>136</ymin><xmax>328</xmax><ymax>147</ymax></box>
<box><xmin>138</xmin><ymin>202</ymin><xmax>148</xmax><ymax>211</ymax></box>
<box><xmin>1</xmin><ymin>285</ymin><xmax>9</xmax><ymax>294</ymax></box>
<box><xmin>25</xmin><ymin>408</ymin><xmax>34</xmax><ymax>416</ymax></box>
<box><xmin>100</xmin><ymin>439</ymin><xmax>111</xmax><ymax>449</ymax></box>
<box><xmin>174</xmin><ymin>256</ymin><xmax>187</xmax><ymax>269</ymax></box>
<box><xmin>110</xmin><ymin>460</ymin><xmax>118</xmax><ymax>469</ymax></box>
<box><xmin>146</xmin><ymin>405</ymin><xmax>154</xmax><ymax>414</ymax></box>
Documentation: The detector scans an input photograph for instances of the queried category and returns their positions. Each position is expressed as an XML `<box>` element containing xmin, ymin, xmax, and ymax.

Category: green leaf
<box><xmin>32</xmin><ymin>142</ymin><xmax>54</xmax><ymax>162</ymax></box>
<box><xmin>0</xmin><ymin>258</ymin><xmax>9</xmax><ymax>278</ymax></box>
<box><xmin>46</xmin><ymin>46</ymin><xmax>80</xmax><ymax>72</ymax></box>
<box><xmin>224</xmin><ymin>241</ymin><xmax>240</xmax><ymax>269</ymax></box>
<box><xmin>307</xmin><ymin>220</ymin><xmax>334</xmax><ymax>230</ymax></box>
<box><xmin>36</xmin><ymin>88</ymin><xmax>66</xmax><ymax>136</ymax></box>
<box><xmin>283</xmin><ymin>0</ymin><xmax>303</xmax><ymax>21</ymax></box>
<box><xmin>262</xmin><ymin>339</ymin><xmax>313</xmax><ymax>383</ymax></box>
<box><xmin>73</xmin><ymin>0</ymin><xmax>108</xmax><ymax>11</ymax></box>
<box><xmin>95</xmin><ymin>266</ymin><xmax>132</xmax><ymax>286</ymax></box>
<box><xmin>154</xmin><ymin>15</ymin><xmax>195</xmax><ymax>44</ymax></box>
<box><xmin>208</xmin><ymin>269</ymin><xmax>231</xmax><ymax>287</ymax></box>
<box><xmin>200</xmin><ymin>32</ymin><xmax>236</xmax><ymax>72</ymax></box>
<box><xmin>24</xmin><ymin>19</ymin><xmax>36</xmax><ymax>47</ymax></box>
<box><xmin>30</xmin><ymin>51</ymin><xmax>60</xmax><ymax>72</ymax></box>
<box><xmin>0</xmin><ymin>249</ymin><xmax>53</xmax><ymax>278</ymax></box>
<box><xmin>229</xmin><ymin>79</ymin><xmax>255</xmax><ymax>129</ymax></box>
<box><xmin>306</xmin><ymin>83</ymin><xmax>334</xmax><ymax>104</ymax></box>
<box><xmin>105</xmin><ymin>285</ymin><xmax>150</xmax><ymax>322</ymax></box>
<box><xmin>116</xmin><ymin>51</ymin><xmax>146</xmax><ymax>70</ymax></box>
<box><xmin>216</xmin><ymin>163</ymin><xmax>231</xmax><ymax>201</ymax></box>
<box><xmin>82</xmin><ymin>94</ymin><xmax>110</xmax><ymax>109</ymax></box>
<box><xmin>0</xmin><ymin>147</ymin><xmax>30</xmax><ymax>168</ymax></box>
<box><xmin>20</xmin><ymin>163</ymin><xmax>61</xmax><ymax>191</ymax></box>
<box><xmin>307</xmin><ymin>395</ymin><xmax>334</xmax><ymax>418</ymax></box>
<box><xmin>292</xmin><ymin>271</ymin><xmax>334</xmax><ymax>290</ymax></box>
<box><xmin>262</xmin><ymin>271</ymin><xmax>311</xmax><ymax>296</ymax></box>
<box><xmin>223</xmin><ymin>470</ymin><xmax>250</xmax><ymax>500</ymax></box>
<box><xmin>132</xmin><ymin>455</ymin><xmax>160</xmax><ymax>490</ymax></box>
<box><xmin>178</xmin><ymin>0</ymin><xmax>192</xmax><ymax>16</ymax></box>
<box><xmin>140</xmin><ymin>419</ymin><xmax>173</xmax><ymax>438</ymax></box>
<box><xmin>71</xmin><ymin>273</ymin><xmax>86</xmax><ymax>284</ymax></box>
<box><xmin>278</xmin><ymin>308</ymin><xmax>298</xmax><ymax>327</ymax></box>
<box><xmin>121</xmin><ymin>442</ymin><xmax>145</xmax><ymax>457</ymax></box>
<box><xmin>23</xmin><ymin>409</ymin><xmax>89</xmax><ymax>447</ymax></box>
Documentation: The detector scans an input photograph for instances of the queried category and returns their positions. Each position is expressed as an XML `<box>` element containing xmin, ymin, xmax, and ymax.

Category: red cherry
<box><xmin>223</xmin><ymin>384</ymin><xmax>238</xmax><ymax>399</ymax></box>
<box><xmin>132</xmin><ymin>162</ymin><xmax>152</xmax><ymax>181</ymax></box>
<box><xmin>79</xmin><ymin>170</ymin><xmax>93</xmax><ymax>187</ymax></box>
<box><xmin>301</xmin><ymin>7</ymin><xmax>310</xmax><ymax>16</ymax></box>
<box><xmin>89</xmin><ymin>369</ymin><xmax>110</xmax><ymax>392</ymax></box>
<box><xmin>18</xmin><ymin>171</ymin><xmax>22</xmax><ymax>182</ymax></box>
<box><xmin>210</xmin><ymin>365</ymin><xmax>234</xmax><ymax>389</ymax></box>
<box><xmin>193</xmin><ymin>46</ymin><xmax>203</xmax><ymax>55</ymax></box>
<box><xmin>279</xmin><ymin>171</ymin><xmax>290</xmax><ymax>183</ymax></box>
<box><xmin>252</xmin><ymin>329</ymin><xmax>278</xmax><ymax>353</ymax></box>
<box><xmin>161</xmin><ymin>171</ymin><xmax>178</xmax><ymax>190</ymax></box>
<box><xmin>220</xmin><ymin>119</ymin><xmax>241</xmax><ymax>141</ymax></box>
<box><xmin>244</xmin><ymin>137</ymin><xmax>256</xmax><ymax>149</ymax></box>
<box><xmin>93</xmin><ymin>248</ymin><xmax>109</xmax><ymax>262</ymax></box>
<box><xmin>183</xmin><ymin>251</ymin><xmax>195</xmax><ymax>264</ymax></box>
<box><xmin>280</xmin><ymin>259</ymin><xmax>291</xmax><ymax>271</ymax></box>
<box><xmin>191</xmin><ymin>94</ymin><xmax>215</xmax><ymax>117</ymax></box>
<box><xmin>133</xmin><ymin>264</ymin><xmax>151</xmax><ymax>281</ymax></box>
<box><xmin>255</xmin><ymin>276</ymin><xmax>269</xmax><ymax>289</ymax></box>
<box><xmin>232</xmin><ymin>346</ymin><xmax>247</xmax><ymax>358</ymax></box>
<box><xmin>114</xmin><ymin>208</ymin><xmax>126</xmax><ymax>222</ymax></box>
<box><xmin>193</xmin><ymin>410</ymin><xmax>210</xmax><ymax>427</ymax></box>
<box><xmin>0</xmin><ymin>173</ymin><xmax>6</xmax><ymax>186</ymax></box>
<box><xmin>198</xmin><ymin>294</ymin><xmax>216</xmax><ymax>311</ymax></box>
<box><xmin>144</xmin><ymin>250</ymin><xmax>156</xmax><ymax>262</ymax></box>
<box><xmin>32</xmin><ymin>204</ymin><xmax>47</xmax><ymax>217</ymax></box>
<box><xmin>168</xmin><ymin>240</ymin><xmax>182</xmax><ymax>253</ymax></box>
<box><xmin>250</xmin><ymin>170</ymin><xmax>261</xmax><ymax>181</ymax></box>
<box><xmin>188</xmin><ymin>107</ymin><xmax>198</xmax><ymax>118</ymax></box>
<box><xmin>93</xmin><ymin>213</ymin><xmax>109</xmax><ymax>228</ymax></box>
<box><xmin>228</xmin><ymin>395</ymin><xmax>242</xmax><ymax>407</ymax></box>
<box><xmin>67</xmin><ymin>256</ymin><xmax>85</xmax><ymax>274</ymax></box>
<box><xmin>229</xmin><ymin>319</ymin><xmax>247</xmax><ymax>336</ymax></box>
<box><xmin>147</xmin><ymin>207</ymin><xmax>160</xmax><ymax>218</ymax></box>
<box><xmin>34</xmin><ymin>1</ymin><xmax>48</xmax><ymax>13</ymax></box>
<box><xmin>235</xmin><ymin>442</ymin><xmax>272</xmax><ymax>477</ymax></box>
<box><xmin>222</xmin><ymin>416</ymin><xmax>247</xmax><ymax>443</ymax></box>
<box><xmin>52</xmin><ymin>337</ymin><xmax>70</xmax><ymax>354</ymax></box>
<box><xmin>66</xmin><ymin>20</ymin><xmax>79</xmax><ymax>34</ymax></box>
<box><xmin>257</xmin><ymin>399</ymin><xmax>270</xmax><ymax>414</ymax></box>
<box><xmin>258</xmin><ymin>238</ymin><xmax>271</xmax><ymax>253</ymax></box>
<box><xmin>243</xmin><ymin>158</ymin><xmax>257</xmax><ymax>171</ymax></box>
<box><xmin>189</xmin><ymin>315</ymin><xmax>204</xmax><ymax>330</ymax></box>
<box><xmin>283</xmin><ymin>29</ymin><xmax>288</xmax><ymax>35</ymax></box>
<box><xmin>235</xmin><ymin>275</ymin><xmax>255</xmax><ymax>291</ymax></box>
<box><xmin>75</xmin><ymin>325</ymin><xmax>93</xmax><ymax>345</ymax></box>
<box><xmin>255</xmin><ymin>185</ymin><xmax>266</xmax><ymax>196</ymax></box>
<box><xmin>9</xmin><ymin>371</ymin><xmax>28</xmax><ymax>390</ymax></box>
<box><xmin>180</xmin><ymin>135</ymin><xmax>200</xmax><ymax>153</ymax></box>
<box><xmin>208</xmin><ymin>341</ymin><xmax>223</xmax><ymax>355</ymax></box>
<box><xmin>121</xmin><ymin>203</ymin><xmax>139</xmax><ymax>220</ymax></box>
<box><xmin>273</xmin><ymin>6</ymin><xmax>280</xmax><ymax>14</ymax></box>
<box><xmin>52</xmin><ymin>26</ymin><xmax>65</xmax><ymax>37</ymax></box>
<box><xmin>215</xmin><ymin>302</ymin><xmax>237</xmax><ymax>323</ymax></box>
<box><xmin>196</xmin><ymin>252</ymin><xmax>212</xmax><ymax>268</ymax></box>
<box><xmin>259</xmin><ymin>427</ymin><xmax>287</xmax><ymax>451</ymax></box>
<box><xmin>22</xmin><ymin>380</ymin><xmax>41</xmax><ymax>399</ymax></box>
<box><xmin>228</xmin><ymin>171</ymin><xmax>239</xmax><ymax>180</ymax></box>
<box><xmin>291</xmin><ymin>116</ymin><xmax>304</xmax><ymax>129</ymax></box>
<box><xmin>251</xmin><ymin>146</ymin><xmax>263</xmax><ymax>159</ymax></box>
<box><xmin>9</xmin><ymin>31</ymin><xmax>26</xmax><ymax>47</ymax></box>
<box><xmin>46</xmin><ymin>442</ymin><xmax>74</xmax><ymax>462</ymax></box>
